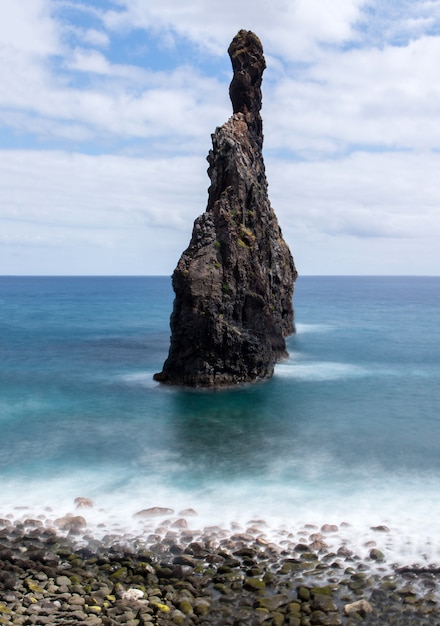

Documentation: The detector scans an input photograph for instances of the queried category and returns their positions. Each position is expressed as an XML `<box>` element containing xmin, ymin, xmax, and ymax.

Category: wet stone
<box><xmin>312</xmin><ymin>594</ymin><xmax>338</xmax><ymax>612</ymax></box>
<box><xmin>243</xmin><ymin>577</ymin><xmax>266</xmax><ymax>591</ymax></box>
<box><xmin>0</xmin><ymin>513</ymin><xmax>439</xmax><ymax>626</ymax></box>
<box><xmin>369</xmin><ymin>548</ymin><xmax>386</xmax><ymax>561</ymax></box>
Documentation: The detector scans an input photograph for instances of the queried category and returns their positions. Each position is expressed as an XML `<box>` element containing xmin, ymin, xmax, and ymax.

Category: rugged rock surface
<box><xmin>154</xmin><ymin>30</ymin><xmax>297</xmax><ymax>387</ymax></box>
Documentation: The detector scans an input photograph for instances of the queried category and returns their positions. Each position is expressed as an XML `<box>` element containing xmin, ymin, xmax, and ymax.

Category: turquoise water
<box><xmin>1</xmin><ymin>276</ymin><xmax>439</xmax><ymax>559</ymax></box>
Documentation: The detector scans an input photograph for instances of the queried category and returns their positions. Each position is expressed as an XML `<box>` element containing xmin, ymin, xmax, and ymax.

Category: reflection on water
<box><xmin>168</xmin><ymin>384</ymin><xmax>282</xmax><ymax>480</ymax></box>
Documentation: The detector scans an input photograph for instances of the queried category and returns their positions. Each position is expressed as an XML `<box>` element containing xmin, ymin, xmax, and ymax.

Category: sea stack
<box><xmin>154</xmin><ymin>30</ymin><xmax>298</xmax><ymax>387</ymax></box>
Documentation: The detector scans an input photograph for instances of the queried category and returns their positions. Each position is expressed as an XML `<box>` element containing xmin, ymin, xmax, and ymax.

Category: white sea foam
<box><xmin>295</xmin><ymin>322</ymin><xmax>333</xmax><ymax>334</ymax></box>
<box><xmin>275</xmin><ymin>360</ymin><xmax>367</xmax><ymax>381</ymax></box>
<box><xmin>2</xmin><ymin>467</ymin><xmax>440</xmax><ymax>569</ymax></box>
<box><xmin>116</xmin><ymin>371</ymin><xmax>160</xmax><ymax>387</ymax></box>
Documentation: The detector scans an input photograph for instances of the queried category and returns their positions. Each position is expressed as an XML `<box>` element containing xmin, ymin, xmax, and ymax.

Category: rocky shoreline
<box><xmin>0</xmin><ymin>505</ymin><xmax>439</xmax><ymax>625</ymax></box>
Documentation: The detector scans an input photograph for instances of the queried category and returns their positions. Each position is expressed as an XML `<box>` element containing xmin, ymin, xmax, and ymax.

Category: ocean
<box><xmin>1</xmin><ymin>275</ymin><xmax>439</xmax><ymax>565</ymax></box>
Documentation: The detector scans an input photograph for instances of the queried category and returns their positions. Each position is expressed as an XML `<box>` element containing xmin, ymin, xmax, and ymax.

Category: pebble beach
<box><xmin>1</xmin><ymin>501</ymin><xmax>439</xmax><ymax>626</ymax></box>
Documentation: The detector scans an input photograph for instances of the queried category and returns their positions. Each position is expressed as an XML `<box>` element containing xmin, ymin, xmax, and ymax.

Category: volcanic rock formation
<box><xmin>154</xmin><ymin>30</ymin><xmax>298</xmax><ymax>387</ymax></box>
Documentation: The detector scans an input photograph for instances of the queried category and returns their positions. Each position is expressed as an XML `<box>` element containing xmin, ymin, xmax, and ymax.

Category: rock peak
<box><xmin>154</xmin><ymin>31</ymin><xmax>298</xmax><ymax>387</ymax></box>
<box><xmin>228</xmin><ymin>30</ymin><xmax>266</xmax><ymax>141</ymax></box>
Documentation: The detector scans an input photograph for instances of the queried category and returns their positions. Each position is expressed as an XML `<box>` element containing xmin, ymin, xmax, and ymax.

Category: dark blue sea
<box><xmin>1</xmin><ymin>276</ymin><xmax>439</xmax><ymax>562</ymax></box>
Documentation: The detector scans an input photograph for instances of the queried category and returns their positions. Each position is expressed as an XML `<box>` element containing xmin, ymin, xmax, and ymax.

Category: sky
<box><xmin>1</xmin><ymin>0</ymin><xmax>440</xmax><ymax>275</ymax></box>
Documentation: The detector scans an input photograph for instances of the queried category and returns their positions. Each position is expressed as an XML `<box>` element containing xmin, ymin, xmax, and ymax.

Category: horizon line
<box><xmin>1</xmin><ymin>274</ymin><xmax>439</xmax><ymax>279</ymax></box>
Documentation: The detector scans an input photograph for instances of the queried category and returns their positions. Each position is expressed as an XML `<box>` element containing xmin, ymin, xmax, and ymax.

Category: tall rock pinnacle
<box><xmin>154</xmin><ymin>30</ymin><xmax>298</xmax><ymax>387</ymax></box>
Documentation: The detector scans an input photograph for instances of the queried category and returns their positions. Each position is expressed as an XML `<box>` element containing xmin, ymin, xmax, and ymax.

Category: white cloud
<box><xmin>103</xmin><ymin>0</ymin><xmax>368</xmax><ymax>60</ymax></box>
<box><xmin>266</xmin><ymin>149</ymin><xmax>440</xmax><ymax>274</ymax></box>
<box><xmin>1</xmin><ymin>0</ymin><xmax>430</xmax><ymax>159</ymax></box>
<box><xmin>66</xmin><ymin>26</ymin><xmax>110</xmax><ymax>48</ymax></box>
<box><xmin>0</xmin><ymin>149</ymin><xmax>206</xmax><ymax>229</ymax></box>
<box><xmin>1</xmin><ymin>110</ymin><xmax>95</xmax><ymax>142</ymax></box>
<box><xmin>0</xmin><ymin>47</ymin><xmax>227</xmax><ymax>148</ymax></box>
<box><xmin>0</xmin><ymin>149</ymin><xmax>209</xmax><ymax>273</ymax></box>
<box><xmin>3</xmin><ymin>0</ymin><xmax>438</xmax><ymax>158</ymax></box>
<box><xmin>272</xmin><ymin>0</ymin><xmax>366</xmax><ymax>59</ymax></box>
<box><xmin>263</xmin><ymin>34</ymin><xmax>440</xmax><ymax>156</ymax></box>
<box><xmin>268</xmin><ymin>151</ymin><xmax>440</xmax><ymax>240</ymax></box>
<box><xmin>0</xmin><ymin>0</ymin><xmax>59</xmax><ymax>56</ymax></box>
<box><xmin>2</xmin><ymin>147</ymin><xmax>440</xmax><ymax>275</ymax></box>
<box><xmin>0</xmin><ymin>0</ymin><xmax>229</xmax><ymax>149</ymax></box>
<box><xmin>1</xmin><ymin>0</ymin><xmax>440</xmax><ymax>274</ymax></box>
<box><xmin>66</xmin><ymin>48</ymin><xmax>143</xmax><ymax>78</ymax></box>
